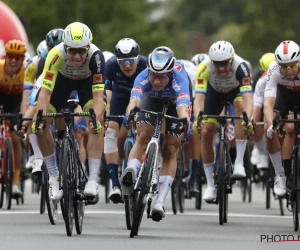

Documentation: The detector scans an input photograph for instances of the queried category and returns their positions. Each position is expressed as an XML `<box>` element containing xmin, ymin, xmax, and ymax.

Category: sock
<box><xmin>29</xmin><ymin>134</ymin><xmax>43</xmax><ymax>159</ymax></box>
<box><xmin>255</xmin><ymin>139</ymin><xmax>267</xmax><ymax>154</ymax></box>
<box><xmin>88</xmin><ymin>158</ymin><xmax>101</xmax><ymax>181</ymax></box>
<box><xmin>107</xmin><ymin>163</ymin><xmax>120</xmax><ymax>187</ymax></box>
<box><xmin>235</xmin><ymin>140</ymin><xmax>247</xmax><ymax>166</ymax></box>
<box><xmin>127</xmin><ymin>158</ymin><xmax>142</xmax><ymax>176</ymax></box>
<box><xmin>229</xmin><ymin>147</ymin><xmax>236</xmax><ymax>163</ymax></box>
<box><xmin>203</xmin><ymin>163</ymin><xmax>214</xmax><ymax>187</ymax></box>
<box><xmin>156</xmin><ymin>175</ymin><xmax>174</xmax><ymax>204</ymax></box>
<box><xmin>44</xmin><ymin>153</ymin><xmax>59</xmax><ymax>177</ymax></box>
<box><xmin>269</xmin><ymin>151</ymin><xmax>285</xmax><ymax>176</ymax></box>
<box><xmin>189</xmin><ymin>159</ymin><xmax>199</xmax><ymax>184</ymax></box>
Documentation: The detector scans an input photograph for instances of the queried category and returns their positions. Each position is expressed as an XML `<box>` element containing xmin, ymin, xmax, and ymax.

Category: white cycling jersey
<box><xmin>179</xmin><ymin>59</ymin><xmax>197</xmax><ymax>97</ymax></box>
<box><xmin>253</xmin><ymin>72</ymin><xmax>267</xmax><ymax>107</ymax></box>
<box><xmin>265</xmin><ymin>61</ymin><xmax>300</xmax><ymax>98</ymax></box>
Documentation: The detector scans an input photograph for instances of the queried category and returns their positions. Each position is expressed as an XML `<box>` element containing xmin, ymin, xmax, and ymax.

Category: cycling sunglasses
<box><xmin>211</xmin><ymin>59</ymin><xmax>232</xmax><ymax>67</ymax></box>
<box><xmin>6</xmin><ymin>54</ymin><xmax>24</xmax><ymax>61</ymax></box>
<box><xmin>65</xmin><ymin>46</ymin><xmax>89</xmax><ymax>55</ymax></box>
<box><xmin>117</xmin><ymin>57</ymin><xmax>138</xmax><ymax>66</ymax></box>
<box><xmin>148</xmin><ymin>71</ymin><xmax>170</xmax><ymax>81</ymax></box>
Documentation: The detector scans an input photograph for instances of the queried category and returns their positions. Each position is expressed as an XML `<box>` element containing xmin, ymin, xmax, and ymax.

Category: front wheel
<box><xmin>4</xmin><ymin>138</ymin><xmax>13</xmax><ymax>210</ymax></box>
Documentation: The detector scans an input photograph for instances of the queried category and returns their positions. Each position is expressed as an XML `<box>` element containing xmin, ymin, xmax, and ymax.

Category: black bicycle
<box><xmin>127</xmin><ymin>103</ymin><xmax>188</xmax><ymax>238</ymax></box>
<box><xmin>197</xmin><ymin>109</ymin><xmax>248</xmax><ymax>225</ymax></box>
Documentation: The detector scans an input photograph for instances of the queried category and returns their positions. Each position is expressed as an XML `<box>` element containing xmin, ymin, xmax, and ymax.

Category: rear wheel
<box><xmin>178</xmin><ymin>182</ymin><xmax>185</xmax><ymax>213</ymax></box>
<box><xmin>40</xmin><ymin>175</ymin><xmax>45</xmax><ymax>214</ymax></box>
<box><xmin>171</xmin><ymin>181</ymin><xmax>178</xmax><ymax>215</ymax></box>
<box><xmin>5</xmin><ymin>138</ymin><xmax>13</xmax><ymax>210</ymax></box>
<box><xmin>195</xmin><ymin>160</ymin><xmax>204</xmax><ymax>210</ymax></box>
<box><xmin>217</xmin><ymin>141</ymin><xmax>225</xmax><ymax>225</ymax></box>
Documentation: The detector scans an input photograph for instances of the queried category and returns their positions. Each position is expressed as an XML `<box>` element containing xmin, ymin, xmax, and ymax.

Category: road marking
<box><xmin>0</xmin><ymin>210</ymin><xmax>293</xmax><ymax>219</ymax></box>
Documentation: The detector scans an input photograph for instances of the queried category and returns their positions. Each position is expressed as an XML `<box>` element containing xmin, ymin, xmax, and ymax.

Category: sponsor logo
<box><xmin>50</xmin><ymin>54</ymin><xmax>59</xmax><ymax>65</ymax></box>
<box><xmin>95</xmin><ymin>54</ymin><xmax>101</xmax><ymax>73</ymax></box>
<box><xmin>197</xmin><ymin>78</ymin><xmax>204</xmax><ymax>85</ymax></box>
<box><xmin>240</xmin><ymin>63</ymin><xmax>248</xmax><ymax>77</ymax></box>
<box><xmin>132</xmin><ymin>86</ymin><xmax>144</xmax><ymax>95</ymax></box>
<box><xmin>140</xmin><ymin>79</ymin><xmax>149</xmax><ymax>85</ymax></box>
<box><xmin>177</xmin><ymin>93</ymin><xmax>190</xmax><ymax>101</ymax></box>
<box><xmin>92</xmin><ymin>84</ymin><xmax>104</xmax><ymax>91</ymax></box>
<box><xmin>172</xmin><ymin>79</ymin><xmax>181</xmax><ymax>92</ymax></box>
<box><xmin>200</xmin><ymin>66</ymin><xmax>207</xmax><ymax>73</ymax></box>
<box><xmin>171</xmin><ymin>123</ymin><xmax>177</xmax><ymax>129</ymax></box>
<box><xmin>174</xmin><ymin>64</ymin><xmax>182</xmax><ymax>72</ymax></box>
<box><xmin>267</xmin><ymin>63</ymin><xmax>280</xmax><ymax>81</ymax></box>
<box><xmin>93</xmin><ymin>74</ymin><xmax>103</xmax><ymax>83</ymax></box>
<box><xmin>242</xmin><ymin>77</ymin><xmax>250</xmax><ymax>85</ymax></box>
<box><xmin>44</xmin><ymin>71</ymin><xmax>54</xmax><ymax>81</ymax></box>
<box><xmin>42</xmin><ymin>81</ymin><xmax>52</xmax><ymax>89</ymax></box>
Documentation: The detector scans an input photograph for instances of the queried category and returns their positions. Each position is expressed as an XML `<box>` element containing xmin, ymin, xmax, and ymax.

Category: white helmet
<box><xmin>36</xmin><ymin>40</ymin><xmax>47</xmax><ymax>56</ymax></box>
<box><xmin>147</xmin><ymin>46</ymin><xmax>176</xmax><ymax>73</ymax></box>
<box><xmin>62</xmin><ymin>22</ymin><xmax>92</xmax><ymax>48</ymax></box>
<box><xmin>209</xmin><ymin>40</ymin><xmax>235</xmax><ymax>61</ymax></box>
<box><xmin>191</xmin><ymin>53</ymin><xmax>208</xmax><ymax>66</ymax></box>
<box><xmin>102</xmin><ymin>51</ymin><xmax>114</xmax><ymax>62</ymax></box>
<box><xmin>275</xmin><ymin>40</ymin><xmax>300</xmax><ymax>64</ymax></box>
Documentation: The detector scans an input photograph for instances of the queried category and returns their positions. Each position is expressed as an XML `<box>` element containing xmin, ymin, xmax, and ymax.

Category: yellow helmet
<box><xmin>62</xmin><ymin>22</ymin><xmax>93</xmax><ymax>48</ymax></box>
<box><xmin>259</xmin><ymin>53</ymin><xmax>275</xmax><ymax>71</ymax></box>
<box><xmin>5</xmin><ymin>40</ymin><xmax>26</xmax><ymax>55</ymax></box>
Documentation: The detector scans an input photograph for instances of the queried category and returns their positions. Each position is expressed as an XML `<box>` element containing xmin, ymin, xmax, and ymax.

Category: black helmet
<box><xmin>147</xmin><ymin>46</ymin><xmax>176</xmax><ymax>73</ymax></box>
<box><xmin>46</xmin><ymin>28</ymin><xmax>64</xmax><ymax>48</ymax></box>
<box><xmin>114</xmin><ymin>38</ymin><xmax>140</xmax><ymax>58</ymax></box>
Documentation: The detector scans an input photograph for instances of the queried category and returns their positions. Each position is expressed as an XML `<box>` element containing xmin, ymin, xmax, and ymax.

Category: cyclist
<box><xmin>104</xmin><ymin>38</ymin><xmax>147</xmax><ymax>204</ymax></box>
<box><xmin>252</xmin><ymin>53</ymin><xmax>275</xmax><ymax>169</ymax></box>
<box><xmin>23</xmin><ymin>29</ymin><xmax>64</xmax><ymax>173</ymax></box>
<box><xmin>191</xmin><ymin>53</ymin><xmax>209</xmax><ymax>66</ymax></box>
<box><xmin>18</xmin><ymin>22</ymin><xmax>106</xmax><ymax>200</ymax></box>
<box><xmin>121</xmin><ymin>46</ymin><xmax>192</xmax><ymax>221</ymax></box>
<box><xmin>264</xmin><ymin>40</ymin><xmax>300</xmax><ymax>196</ymax></box>
<box><xmin>0</xmin><ymin>40</ymin><xmax>27</xmax><ymax>196</ymax></box>
<box><xmin>193</xmin><ymin>40</ymin><xmax>253</xmax><ymax>201</ymax></box>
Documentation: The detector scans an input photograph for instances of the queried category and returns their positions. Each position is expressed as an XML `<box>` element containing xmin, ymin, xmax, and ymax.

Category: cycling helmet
<box><xmin>274</xmin><ymin>40</ymin><xmax>300</xmax><ymax>64</ymax></box>
<box><xmin>62</xmin><ymin>22</ymin><xmax>92</xmax><ymax>48</ymax></box>
<box><xmin>147</xmin><ymin>46</ymin><xmax>176</xmax><ymax>73</ymax></box>
<box><xmin>115</xmin><ymin>38</ymin><xmax>140</xmax><ymax>58</ymax></box>
<box><xmin>36</xmin><ymin>40</ymin><xmax>47</xmax><ymax>55</ymax></box>
<box><xmin>191</xmin><ymin>53</ymin><xmax>208</xmax><ymax>66</ymax></box>
<box><xmin>244</xmin><ymin>60</ymin><xmax>252</xmax><ymax>73</ymax></box>
<box><xmin>259</xmin><ymin>53</ymin><xmax>275</xmax><ymax>71</ymax></box>
<box><xmin>208</xmin><ymin>40</ymin><xmax>235</xmax><ymax>61</ymax></box>
<box><xmin>46</xmin><ymin>29</ymin><xmax>64</xmax><ymax>48</ymax></box>
<box><xmin>5</xmin><ymin>40</ymin><xmax>26</xmax><ymax>55</ymax></box>
<box><xmin>24</xmin><ymin>52</ymin><xmax>32</xmax><ymax>63</ymax></box>
<box><xmin>102</xmin><ymin>51</ymin><xmax>114</xmax><ymax>62</ymax></box>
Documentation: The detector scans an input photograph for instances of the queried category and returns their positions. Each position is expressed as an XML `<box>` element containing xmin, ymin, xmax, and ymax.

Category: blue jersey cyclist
<box><xmin>121</xmin><ymin>46</ymin><xmax>192</xmax><ymax>222</ymax></box>
<box><xmin>104</xmin><ymin>38</ymin><xmax>147</xmax><ymax>204</ymax></box>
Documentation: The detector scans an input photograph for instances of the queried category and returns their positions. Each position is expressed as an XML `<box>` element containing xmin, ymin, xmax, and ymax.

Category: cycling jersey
<box><xmin>253</xmin><ymin>71</ymin><xmax>267</xmax><ymax>107</ymax></box>
<box><xmin>252</xmin><ymin>68</ymin><xmax>263</xmax><ymax>90</ymax></box>
<box><xmin>131</xmin><ymin>60</ymin><xmax>191</xmax><ymax>109</ymax></box>
<box><xmin>0</xmin><ymin>59</ymin><xmax>26</xmax><ymax>95</ymax></box>
<box><xmin>105</xmin><ymin>55</ymin><xmax>147</xmax><ymax>92</ymax></box>
<box><xmin>24</xmin><ymin>55</ymin><xmax>41</xmax><ymax>91</ymax></box>
<box><xmin>41</xmin><ymin>43</ymin><xmax>105</xmax><ymax>92</ymax></box>
<box><xmin>179</xmin><ymin>59</ymin><xmax>197</xmax><ymax>97</ymax></box>
<box><xmin>195</xmin><ymin>54</ymin><xmax>252</xmax><ymax>95</ymax></box>
<box><xmin>265</xmin><ymin>61</ymin><xmax>300</xmax><ymax>98</ymax></box>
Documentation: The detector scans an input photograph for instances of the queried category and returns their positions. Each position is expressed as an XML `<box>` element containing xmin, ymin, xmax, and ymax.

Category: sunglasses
<box><xmin>280</xmin><ymin>62</ymin><xmax>298</xmax><ymax>72</ymax></box>
<box><xmin>6</xmin><ymin>54</ymin><xmax>24</xmax><ymax>61</ymax></box>
<box><xmin>148</xmin><ymin>71</ymin><xmax>170</xmax><ymax>81</ymax></box>
<box><xmin>117</xmin><ymin>57</ymin><xmax>138</xmax><ymax>66</ymax></box>
<box><xmin>212</xmin><ymin>59</ymin><xmax>231</xmax><ymax>67</ymax></box>
<box><xmin>65</xmin><ymin>46</ymin><xmax>89</xmax><ymax>55</ymax></box>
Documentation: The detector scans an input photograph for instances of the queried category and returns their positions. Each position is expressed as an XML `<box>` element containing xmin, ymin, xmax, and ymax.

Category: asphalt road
<box><xmin>0</xmin><ymin>180</ymin><xmax>299</xmax><ymax>250</ymax></box>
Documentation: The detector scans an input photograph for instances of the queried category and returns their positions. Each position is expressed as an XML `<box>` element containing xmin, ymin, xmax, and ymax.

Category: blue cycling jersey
<box><xmin>131</xmin><ymin>61</ymin><xmax>191</xmax><ymax>109</ymax></box>
<box><xmin>105</xmin><ymin>55</ymin><xmax>147</xmax><ymax>92</ymax></box>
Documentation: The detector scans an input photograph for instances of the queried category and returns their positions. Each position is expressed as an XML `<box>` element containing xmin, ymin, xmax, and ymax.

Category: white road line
<box><xmin>0</xmin><ymin>210</ymin><xmax>293</xmax><ymax>219</ymax></box>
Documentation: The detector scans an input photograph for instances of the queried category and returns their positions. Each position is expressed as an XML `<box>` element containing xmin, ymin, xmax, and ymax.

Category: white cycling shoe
<box><xmin>257</xmin><ymin>154</ymin><xmax>269</xmax><ymax>169</ymax></box>
<box><xmin>32</xmin><ymin>158</ymin><xmax>43</xmax><ymax>174</ymax></box>
<box><xmin>26</xmin><ymin>155</ymin><xmax>35</xmax><ymax>169</ymax></box>
<box><xmin>232</xmin><ymin>164</ymin><xmax>246</xmax><ymax>179</ymax></box>
<box><xmin>84</xmin><ymin>181</ymin><xmax>99</xmax><ymax>196</ymax></box>
<box><xmin>109</xmin><ymin>186</ymin><xmax>122</xmax><ymax>204</ymax></box>
<box><xmin>151</xmin><ymin>202</ymin><xmax>165</xmax><ymax>222</ymax></box>
<box><xmin>203</xmin><ymin>187</ymin><xmax>216</xmax><ymax>201</ymax></box>
<box><xmin>274</xmin><ymin>175</ymin><xmax>286</xmax><ymax>196</ymax></box>
<box><xmin>250</xmin><ymin>147</ymin><xmax>259</xmax><ymax>165</ymax></box>
<box><xmin>12</xmin><ymin>185</ymin><xmax>22</xmax><ymax>196</ymax></box>
<box><xmin>48</xmin><ymin>177</ymin><xmax>63</xmax><ymax>200</ymax></box>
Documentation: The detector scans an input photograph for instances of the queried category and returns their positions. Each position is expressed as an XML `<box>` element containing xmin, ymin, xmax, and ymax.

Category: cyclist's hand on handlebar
<box><xmin>122</xmin><ymin>114</ymin><xmax>130</xmax><ymax>128</ymax></box>
<box><xmin>241</xmin><ymin>121</ymin><xmax>254</xmax><ymax>136</ymax></box>
<box><xmin>192</xmin><ymin>120</ymin><xmax>203</xmax><ymax>134</ymax></box>
<box><xmin>89</xmin><ymin>121</ymin><xmax>102</xmax><ymax>134</ymax></box>
<box><xmin>267</xmin><ymin>125</ymin><xmax>277</xmax><ymax>140</ymax></box>
<box><xmin>32</xmin><ymin>121</ymin><xmax>46</xmax><ymax>135</ymax></box>
<box><xmin>14</xmin><ymin>124</ymin><xmax>27</xmax><ymax>138</ymax></box>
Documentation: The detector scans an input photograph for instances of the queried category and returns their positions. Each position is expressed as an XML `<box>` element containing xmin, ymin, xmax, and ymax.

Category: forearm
<box><xmin>177</xmin><ymin>106</ymin><xmax>190</xmax><ymax>126</ymax></box>
<box><xmin>93</xmin><ymin>93</ymin><xmax>105</xmax><ymax>122</ymax></box>
<box><xmin>35</xmin><ymin>90</ymin><xmax>50</xmax><ymax>120</ymax></box>
<box><xmin>21</xmin><ymin>90</ymin><xmax>30</xmax><ymax>114</ymax></box>
<box><xmin>125</xmin><ymin>98</ymin><xmax>140</xmax><ymax>114</ymax></box>
<box><xmin>263</xmin><ymin>97</ymin><xmax>275</xmax><ymax>128</ymax></box>
<box><xmin>193</xmin><ymin>94</ymin><xmax>205</xmax><ymax>119</ymax></box>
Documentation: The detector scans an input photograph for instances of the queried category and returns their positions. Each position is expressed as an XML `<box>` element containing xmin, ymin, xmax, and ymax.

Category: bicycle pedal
<box><xmin>119</xmin><ymin>199</ymin><xmax>124</xmax><ymax>204</ymax></box>
<box><xmin>205</xmin><ymin>200</ymin><xmax>217</xmax><ymax>204</ymax></box>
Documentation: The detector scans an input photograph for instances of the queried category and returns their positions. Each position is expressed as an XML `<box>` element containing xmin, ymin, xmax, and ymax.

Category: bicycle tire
<box><xmin>0</xmin><ymin>183</ymin><xmax>4</xmax><ymax>208</ymax></box>
<box><xmin>124</xmin><ymin>140</ymin><xmax>134</xmax><ymax>230</ymax></box>
<box><xmin>60</xmin><ymin>138</ymin><xmax>75</xmax><ymax>236</ymax></box>
<box><xmin>248</xmin><ymin>177</ymin><xmax>252</xmax><ymax>203</ymax></box>
<box><xmin>244</xmin><ymin>141</ymin><xmax>253</xmax><ymax>203</ymax></box>
<box><xmin>74</xmin><ymin>198</ymin><xmax>84</xmax><ymax>234</ymax></box>
<box><xmin>217</xmin><ymin>140</ymin><xmax>225</xmax><ymax>225</ymax></box>
<box><xmin>293</xmin><ymin>147</ymin><xmax>300</xmax><ymax>231</ymax></box>
<box><xmin>43</xmin><ymin>163</ymin><xmax>57</xmax><ymax>225</ymax></box>
<box><xmin>20</xmin><ymin>140</ymin><xmax>27</xmax><ymax>205</ymax></box>
<box><xmin>5</xmin><ymin>138</ymin><xmax>13</xmax><ymax>210</ymax></box>
<box><xmin>171</xmin><ymin>181</ymin><xmax>178</xmax><ymax>215</ymax></box>
<box><xmin>195</xmin><ymin>161</ymin><xmax>203</xmax><ymax>210</ymax></box>
<box><xmin>178</xmin><ymin>182</ymin><xmax>185</xmax><ymax>213</ymax></box>
<box><xmin>40</xmin><ymin>174</ymin><xmax>45</xmax><ymax>214</ymax></box>
<box><xmin>279</xmin><ymin>197</ymin><xmax>284</xmax><ymax>216</ymax></box>
<box><xmin>223</xmin><ymin>144</ymin><xmax>230</xmax><ymax>224</ymax></box>
<box><xmin>130</xmin><ymin>144</ymin><xmax>156</xmax><ymax>238</ymax></box>
<box><xmin>60</xmin><ymin>199</ymin><xmax>65</xmax><ymax>222</ymax></box>
<box><xmin>101</xmin><ymin>154</ymin><xmax>110</xmax><ymax>204</ymax></box>
<box><xmin>241</xmin><ymin>179</ymin><xmax>247</xmax><ymax>202</ymax></box>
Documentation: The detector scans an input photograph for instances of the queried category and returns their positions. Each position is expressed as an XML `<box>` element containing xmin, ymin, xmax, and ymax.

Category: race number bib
<box><xmin>226</xmin><ymin>124</ymin><xmax>235</xmax><ymax>141</ymax></box>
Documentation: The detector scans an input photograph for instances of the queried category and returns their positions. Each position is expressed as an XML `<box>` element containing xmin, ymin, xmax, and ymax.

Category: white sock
<box><xmin>88</xmin><ymin>158</ymin><xmax>101</xmax><ymax>181</ymax></box>
<box><xmin>156</xmin><ymin>175</ymin><xmax>174</xmax><ymax>204</ymax></box>
<box><xmin>255</xmin><ymin>139</ymin><xmax>267</xmax><ymax>154</ymax></box>
<box><xmin>29</xmin><ymin>134</ymin><xmax>43</xmax><ymax>159</ymax></box>
<box><xmin>127</xmin><ymin>158</ymin><xmax>141</xmax><ymax>176</ymax></box>
<box><xmin>269</xmin><ymin>151</ymin><xmax>285</xmax><ymax>176</ymax></box>
<box><xmin>235</xmin><ymin>139</ymin><xmax>247</xmax><ymax>166</ymax></box>
<box><xmin>44</xmin><ymin>153</ymin><xmax>58</xmax><ymax>177</ymax></box>
<box><xmin>203</xmin><ymin>163</ymin><xmax>214</xmax><ymax>187</ymax></box>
